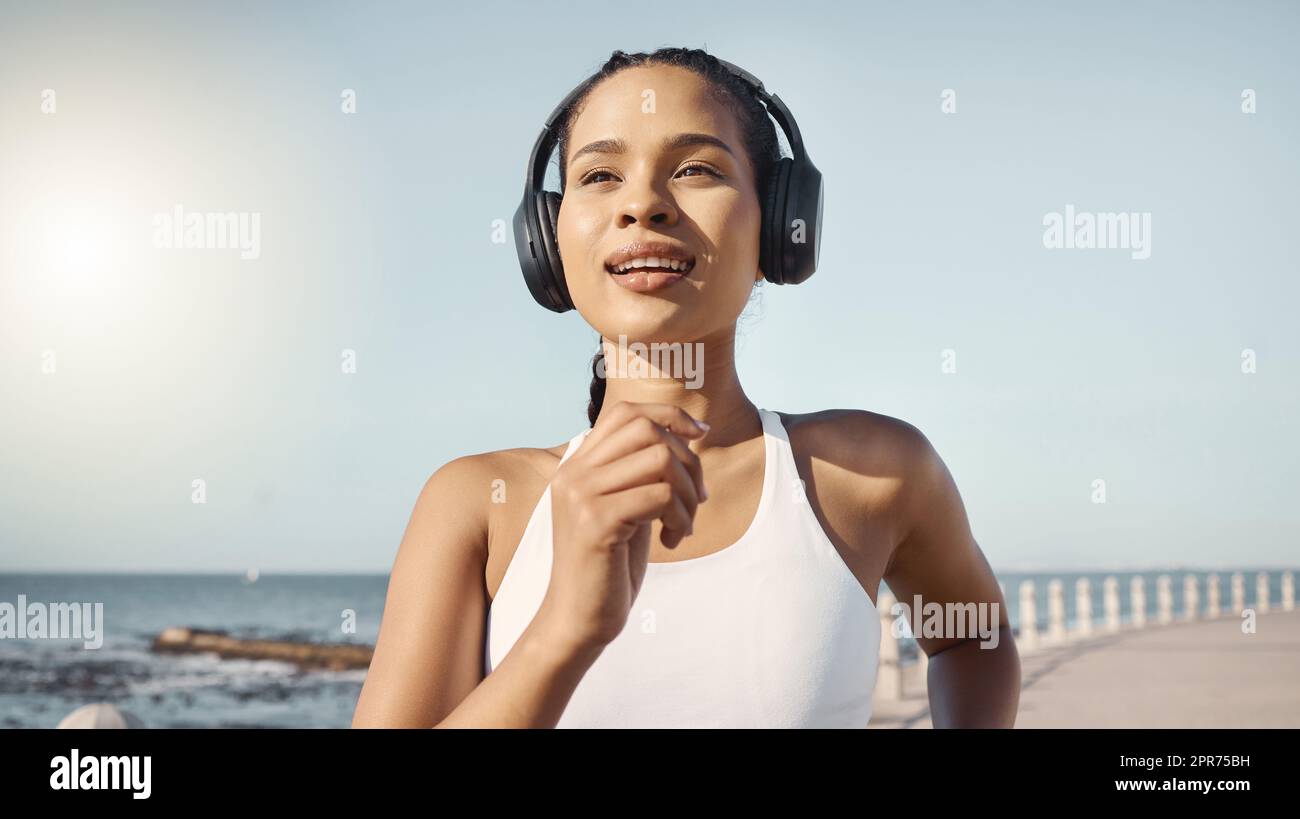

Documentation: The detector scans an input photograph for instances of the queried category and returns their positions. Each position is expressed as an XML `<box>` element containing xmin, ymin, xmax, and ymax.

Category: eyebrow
<box><xmin>569</xmin><ymin>132</ymin><xmax>737</xmax><ymax>164</ymax></box>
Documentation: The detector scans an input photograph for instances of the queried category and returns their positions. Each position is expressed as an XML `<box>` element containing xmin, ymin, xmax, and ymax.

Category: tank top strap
<box><xmin>558</xmin><ymin>426</ymin><xmax>593</xmax><ymax>466</ymax></box>
<box><xmin>757</xmin><ymin>407</ymin><xmax>798</xmax><ymax>497</ymax></box>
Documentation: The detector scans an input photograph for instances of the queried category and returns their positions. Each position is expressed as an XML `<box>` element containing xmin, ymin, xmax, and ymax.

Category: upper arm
<box><xmin>351</xmin><ymin>454</ymin><xmax>491</xmax><ymax>728</ymax></box>
<box><xmin>880</xmin><ymin>423</ymin><xmax>1008</xmax><ymax>658</ymax></box>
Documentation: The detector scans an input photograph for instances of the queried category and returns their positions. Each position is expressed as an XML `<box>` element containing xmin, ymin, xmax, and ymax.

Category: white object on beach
<box><xmin>1131</xmin><ymin>576</ymin><xmax>1146</xmax><ymax>628</ymax></box>
<box><xmin>1074</xmin><ymin>577</ymin><xmax>1093</xmax><ymax>637</ymax></box>
<box><xmin>1157</xmin><ymin>574</ymin><xmax>1173</xmax><ymax>624</ymax></box>
<box><xmin>57</xmin><ymin>703</ymin><xmax>146</xmax><ymax>729</ymax></box>
<box><xmin>875</xmin><ymin>591</ymin><xmax>902</xmax><ymax>701</ymax></box>
<box><xmin>1103</xmin><ymin>576</ymin><xmax>1121</xmax><ymax>632</ymax></box>
<box><xmin>1184</xmin><ymin>574</ymin><xmax>1199</xmax><ymax>621</ymax></box>
<box><xmin>1018</xmin><ymin>580</ymin><xmax>1038</xmax><ymax>651</ymax></box>
<box><xmin>1047</xmin><ymin>579</ymin><xmax>1066</xmax><ymax>644</ymax></box>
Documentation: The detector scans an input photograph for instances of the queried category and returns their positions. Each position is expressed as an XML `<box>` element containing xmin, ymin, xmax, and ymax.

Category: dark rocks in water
<box><xmin>151</xmin><ymin>627</ymin><xmax>373</xmax><ymax>671</ymax></box>
<box><xmin>0</xmin><ymin>654</ymin><xmax>150</xmax><ymax>697</ymax></box>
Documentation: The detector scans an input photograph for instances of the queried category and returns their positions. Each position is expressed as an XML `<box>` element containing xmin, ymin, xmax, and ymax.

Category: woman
<box><xmin>352</xmin><ymin>47</ymin><xmax>1020</xmax><ymax>728</ymax></box>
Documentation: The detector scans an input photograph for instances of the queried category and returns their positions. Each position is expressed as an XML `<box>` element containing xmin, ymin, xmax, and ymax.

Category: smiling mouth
<box><xmin>605</xmin><ymin>257</ymin><xmax>696</xmax><ymax>275</ymax></box>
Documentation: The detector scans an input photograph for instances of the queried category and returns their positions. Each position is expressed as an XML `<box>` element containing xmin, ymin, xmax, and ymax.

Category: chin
<box><xmin>593</xmin><ymin>313</ymin><xmax>699</xmax><ymax>347</ymax></box>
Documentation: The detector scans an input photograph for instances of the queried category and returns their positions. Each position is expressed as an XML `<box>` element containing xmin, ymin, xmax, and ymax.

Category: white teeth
<box><xmin>612</xmin><ymin>256</ymin><xmax>694</xmax><ymax>273</ymax></box>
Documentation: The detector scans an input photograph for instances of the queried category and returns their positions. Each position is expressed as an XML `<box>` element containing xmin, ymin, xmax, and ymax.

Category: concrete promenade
<box><xmin>868</xmin><ymin>609</ymin><xmax>1300</xmax><ymax>728</ymax></box>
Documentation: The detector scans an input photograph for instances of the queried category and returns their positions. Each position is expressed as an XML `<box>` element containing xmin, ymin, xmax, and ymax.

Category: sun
<box><xmin>8</xmin><ymin>183</ymin><xmax>135</xmax><ymax>337</ymax></box>
<box><xmin>42</xmin><ymin>203</ymin><xmax>118</xmax><ymax>281</ymax></box>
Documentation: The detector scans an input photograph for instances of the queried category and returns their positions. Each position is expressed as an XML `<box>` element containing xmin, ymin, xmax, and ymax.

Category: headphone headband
<box><xmin>524</xmin><ymin>58</ymin><xmax>806</xmax><ymax>195</ymax></box>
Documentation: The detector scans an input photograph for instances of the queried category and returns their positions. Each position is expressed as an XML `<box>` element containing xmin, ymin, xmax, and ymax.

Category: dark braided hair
<box><xmin>551</xmin><ymin>48</ymin><xmax>783</xmax><ymax>427</ymax></box>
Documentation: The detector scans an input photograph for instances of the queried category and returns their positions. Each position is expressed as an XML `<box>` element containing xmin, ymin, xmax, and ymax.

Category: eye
<box><xmin>577</xmin><ymin>162</ymin><xmax>722</xmax><ymax>187</ymax></box>
<box><xmin>578</xmin><ymin>169</ymin><xmax>619</xmax><ymax>186</ymax></box>
<box><xmin>677</xmin><ymin>162</ymin><xmax>722</xmax><ymax>179</ymax></box>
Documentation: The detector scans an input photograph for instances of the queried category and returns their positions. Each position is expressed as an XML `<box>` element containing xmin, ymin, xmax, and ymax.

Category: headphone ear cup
<box><xmin>782</xmin><ymin>158</ymin><xmax>822</xmax><ymax>285</ymax></box>
<box><xmin>542</xmin><ymin>191</ymin><xmax>562</xmax><ymax>238</ymax></box>
<box><xmin>760</xmin><ymin>158</ymin><xmax>792</xmax><ymax>285</ymax></box>
<box><xmin>517</xmin><ymin>190</ymin><xmax>572</xmax><ymax>312</ymax></box>
<box><xmin>539</xmin><ymin>192</ymin><xmax>573</xmax><ymax>309</ymax></box>
<box><xmin>514</xmin><ymin>190</ymin><xmax>570</xmax><ymax>312</ymax></box>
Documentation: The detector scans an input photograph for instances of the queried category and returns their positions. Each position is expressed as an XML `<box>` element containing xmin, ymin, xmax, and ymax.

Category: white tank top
<box><xmin>483</xmin><ymin>407</ymin><xmax>881</xmax><ymax>728</ymax></box>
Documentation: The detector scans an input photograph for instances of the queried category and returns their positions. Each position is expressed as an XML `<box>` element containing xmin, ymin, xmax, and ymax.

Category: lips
<box><xmin>604</xmin><ymin>241</ymin><xmax>696</xmax><ymax>294</ymax></box>
<box><xmin>603</xmin><ymin>241</ymin><xmax>696</xmax><ymax>276</ymax></box>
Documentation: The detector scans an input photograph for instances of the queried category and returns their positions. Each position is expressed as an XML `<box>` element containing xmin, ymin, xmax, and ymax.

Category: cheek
<box><xmin>556</xmin><ymin>205</ymin><xmax>598</xmax><ymax>269</ymax></box>
<box><xmin>554</xmin><ymin>205</ymin><xmax>609</xmax><ymax>318</ymax></box>
<box><xmin>703</xmin><ymin>197</ymin><xmax>762</xmax><ymax>273</ymax></box>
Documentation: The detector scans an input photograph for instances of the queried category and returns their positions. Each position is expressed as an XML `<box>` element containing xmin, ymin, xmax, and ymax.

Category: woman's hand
<box><xmin>538</xmin><ymin>401</ymin><xmax>709</xmax><ymax>655</ymax></box>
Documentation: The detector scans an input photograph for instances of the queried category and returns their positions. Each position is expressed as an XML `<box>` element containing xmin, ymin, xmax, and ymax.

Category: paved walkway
<box><xmin>868</xmin><ymin>609</ymin><xmax>1300</xmax><ymax>728</ymax></box>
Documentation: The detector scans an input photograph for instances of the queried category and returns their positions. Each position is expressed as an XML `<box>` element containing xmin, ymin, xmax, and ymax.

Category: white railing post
<box><xmin>1157</xmin><ymin>574</ymin><xmax>1173</xmax><ymax>624</ymax></box>
<box><xmin>1048</xmin><ymin>578</ymin><xmax>1067</xmax><ymax>644</ymax></box>
<box><xmin>1283</xmin><ymin>571</ymin><xmax>1295</xmax><ymax>612</ymax></box>
<box><xmin>1018</xmin><ymin>580</ymin><xmax>1039</xmax><ymax>652</ymax></box>
<box><xmin>1075</xmin><ymin>577</ymin><xmax>1093</xmax><ymax>638</ymax></box>
<box><xmin>876</xmin><ymin>592</ymin><xmax>902</xmax><ymax>701</ymax></box>
<box><xmin>1103</xmin><ymin>576</ymin><xmax>1121</xmax><ymax>632</ymax></box>
<box><xmin>1131</xmin><ymin>576</ymin><xmax>1147</xmax><ymax>628</ymax></box>
<box><xmin>1183</xmin><ymin>574</ymin><xmax>1199</xmax><ymax>621</ymax></box>
<box><xmin>1232</xmin><ymin>572</ymin><xmax>1245</xmax><ymax>615</ymax></box>
<box><xmin>1207</xmin><ymin>573</ymin><xmax>1221</xmax><ymax>618</ymax></box>
<box><xmin>1256</xmin><ymin>572</ymin><xmax>1270</xmax><ymax>614</ymax></box>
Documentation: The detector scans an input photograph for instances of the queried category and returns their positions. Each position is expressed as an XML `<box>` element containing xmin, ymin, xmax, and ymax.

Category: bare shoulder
<box><xmin>778</xmin><ymin>407</ymin><xmax>938</xmax><ymax>482</ymax></box>
<box><xmin>426</xmin><ymin>440</ymin><xmax>570</xmax><ymax>492</ymax></box>
<box><xmin>776</xmin><ymin>408</ymin><xmax>944</xmax><ymax>539</ymax></box>
<box><xmin>407</xmin><ymin>438</ymin><xmax>573</xmax><ymax>554</ymax></box>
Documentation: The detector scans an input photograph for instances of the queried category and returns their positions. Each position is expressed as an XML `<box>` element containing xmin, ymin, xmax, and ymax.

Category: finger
<box><xmin>588</xmin><ymin>443</ymin><xmax>700</xmax><ymax>518</ymax></box>
<box><xmin>600</xmin><ymin>482</ymin><xmax>682</xmax><ymax>532</ymax></box>
<box><xmin>581</xmin><ymin>416</ymin><xmax>707</xmax><ymax>502</ymax></box>
<box><xmin>657</xmin><ymin>492</ymin><xmax>692</xmax><ymax>549</ymax></box>
<box><xmin>606</xmin><ymin>482</ymin><xmax>692</xmax><ymax>546</ymax></box>
<box><xmin>582</xmin><ymin>401</ymin><xmax>707</xmax><ymax>452</ymax></box>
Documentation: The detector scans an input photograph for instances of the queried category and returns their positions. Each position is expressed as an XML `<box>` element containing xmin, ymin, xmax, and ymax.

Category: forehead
<box><xmin>566</xmin><ymin>65</ymin><xmax>741</xmax><ymax>155</ymax></box>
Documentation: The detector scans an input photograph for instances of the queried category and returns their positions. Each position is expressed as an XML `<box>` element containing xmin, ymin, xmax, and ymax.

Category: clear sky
<box><xmin>1</xmin><ymin>0</ymin><xmax>1296</xmax><ymax>573</ymax></box>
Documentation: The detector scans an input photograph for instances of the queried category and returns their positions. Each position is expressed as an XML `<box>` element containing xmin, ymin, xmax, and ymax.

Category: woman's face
<box><xmin>556</xmin><ymin>64</ymin><xmax>763</xmax><ymax>345</ymax></box>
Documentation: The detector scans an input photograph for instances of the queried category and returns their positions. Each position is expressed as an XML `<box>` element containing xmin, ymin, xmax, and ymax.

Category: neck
<box><xmin>595</xmin><ymin>328</ymin><xmax>760</xmax><ymax>449</ymax></box>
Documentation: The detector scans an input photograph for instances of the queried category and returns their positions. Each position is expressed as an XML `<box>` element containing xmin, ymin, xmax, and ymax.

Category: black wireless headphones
<box><xmin>513</xmin><ymin>57</ymin><xmax>824</xmax><ymax>313</ymax></box>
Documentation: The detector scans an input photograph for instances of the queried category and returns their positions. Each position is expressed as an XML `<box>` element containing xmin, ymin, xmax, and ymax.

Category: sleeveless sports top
<box><xmin>483</xmin><ymin>407</ymin><xmax>881</xmax><ymax>728</ymax></box>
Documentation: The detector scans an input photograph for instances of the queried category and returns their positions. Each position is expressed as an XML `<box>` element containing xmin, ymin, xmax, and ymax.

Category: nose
<box><xmin>614</xmin><ymin>176</ymin><xmax>678</xmax><ymax>228</ymax></box>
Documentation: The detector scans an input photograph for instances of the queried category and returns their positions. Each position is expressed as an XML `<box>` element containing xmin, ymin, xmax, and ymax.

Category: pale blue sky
<box><xmin>1</xmin><ymin>0</ymin><xmax>1296</xmax><ymax>573</ymax></box>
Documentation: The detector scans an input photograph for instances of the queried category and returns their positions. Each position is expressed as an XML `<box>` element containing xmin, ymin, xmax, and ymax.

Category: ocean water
<box><xmin>0</xmin><ymin>573</ymin><xmax>386</xmax><ymax>729</ymax></box>
<box><xmin>1</xmin><ymin>569</ymin><xmax>1293</xmax><ymax>728</ymax></box>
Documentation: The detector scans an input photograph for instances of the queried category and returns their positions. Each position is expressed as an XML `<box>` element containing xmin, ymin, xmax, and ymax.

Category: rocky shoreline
<box><xmin>151</xmin><ymin>627</ymin><xmax>373</xmax><ymax>671</ymax></box>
